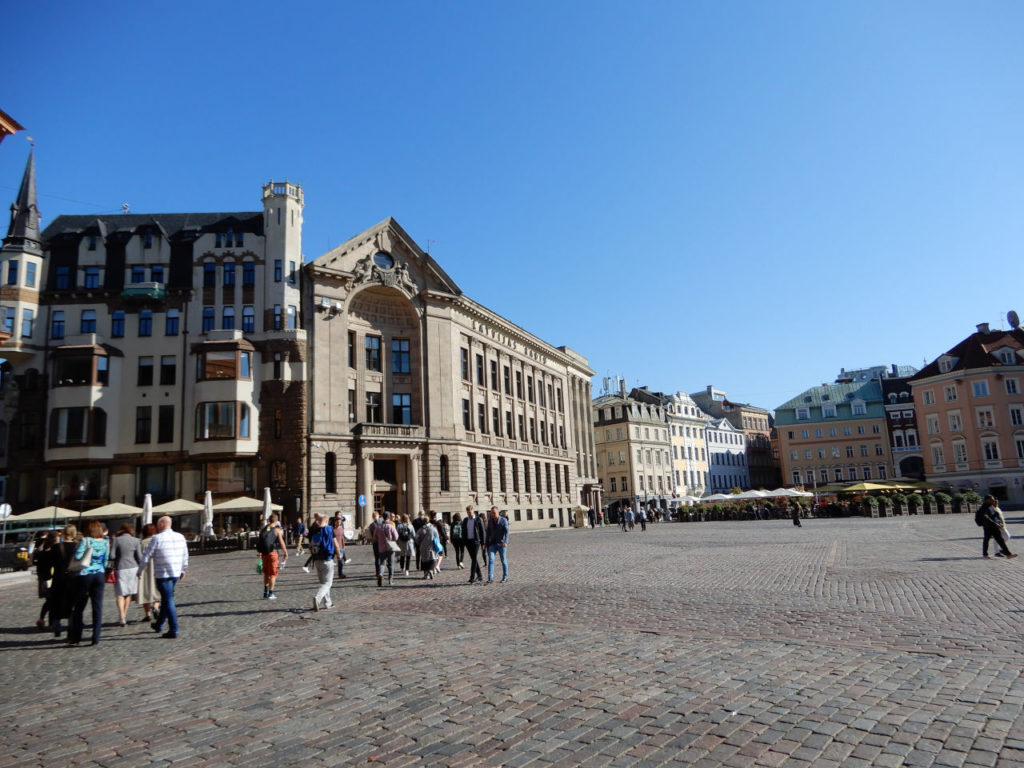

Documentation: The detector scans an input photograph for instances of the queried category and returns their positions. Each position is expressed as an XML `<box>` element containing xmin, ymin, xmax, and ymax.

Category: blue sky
<box><xmin>3</xmin><ymin>2</ymin><xmax>1023</xmax><ymax>410</ymax></box>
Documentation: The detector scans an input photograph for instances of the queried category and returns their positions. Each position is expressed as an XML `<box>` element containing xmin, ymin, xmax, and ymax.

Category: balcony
<box><xmin>121</xmin><ymin>282</ymin><xmax>166</xmax><ymax>302</ymax></box>
<box><xmin>0</xmin><ymin>328</ymin><xmax>33</xmax><ymax>362</ymax></box>
<box><xmin>354</xmin><ymin>423</ymin><xmax>426</xmax><ymax>441</ymax></box>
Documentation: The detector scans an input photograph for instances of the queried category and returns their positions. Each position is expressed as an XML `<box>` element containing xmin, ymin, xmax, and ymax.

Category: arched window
<box><xmin>325</xmin><ymin>452</ymin><xmax>336</xmax><ymax>494</ymax></box>
<box><xmin>222</xmin><ymin>307</ymin><xmax>235</xmax><ymax>330</ymax></box>
<box><xmin>138</xmin><ymin>309</ymin><xmax>153</xmax><ymax>337</ymax></box>
<box><xmin>439</xmin><ymin>455</ymin><xmax>450</xmax><ymax>491</ymax></box>
<box><xmin>242</xmin><ymin>306</ymin><xmax>255</xmax><ymax>333</ymax></box>
<box><xmin>202</xmin><ymin>307</ymin><xmax>215</xmax><ymax>332</ymax></box>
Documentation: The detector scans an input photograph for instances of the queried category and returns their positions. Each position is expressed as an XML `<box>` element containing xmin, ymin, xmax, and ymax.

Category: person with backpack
<box><xmin>309</xmin><ymin>513</ymin><xmax>336</xmax><ymax>611</ymax></box>
<box><xmin>372</xmin><ymin>511</ymin><xmax>400</xmax><ymax>587</ymax></box>
<box><xmin>256</xmin><ymin>513</ymin><xmax>289</xmax><ymax>600</ymax></box>
<box><xmin>396</xmin><ymin>514</ymin><xmax>415</xmax><ymax>576</ymax></box>
<box><xmin>977</xmin><ymin>495</ymin><xmax>1016</xmax><ymax>559</ymax></box>
<box><xmin>449</xmin><ymin>512</ymin><xmax>465</xmax><ymax>569</ymax></box>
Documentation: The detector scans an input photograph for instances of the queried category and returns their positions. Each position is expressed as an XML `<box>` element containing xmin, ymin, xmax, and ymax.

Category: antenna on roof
<box><xmin>1008</xmin><ymin>310</ymin><xmax>1020</xmax><ymax>330</ymax></box>
<box><xmin>122</xmin><ymin>203</ymin><xmax>130</xmax><ymax>215</ymax></box>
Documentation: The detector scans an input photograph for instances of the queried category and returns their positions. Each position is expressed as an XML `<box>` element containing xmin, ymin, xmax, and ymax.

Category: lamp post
<box><xmin>77</xmin><ymin>482</ymin><xmax>86</xmax><ymax>525</ymax></box>
<box><xmin>51</xmin><ymin>487</ymin><xmax>59</xmax><ymax>531</ymax></box>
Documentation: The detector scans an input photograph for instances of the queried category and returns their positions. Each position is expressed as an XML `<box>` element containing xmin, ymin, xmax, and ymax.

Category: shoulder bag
<box><xmin>67</xmin><ymin>541</ymin><xmax>93</xmax><ymax>574</ymax></box>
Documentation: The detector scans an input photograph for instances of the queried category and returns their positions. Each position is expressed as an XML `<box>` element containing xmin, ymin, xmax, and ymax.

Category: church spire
<box><xmin>3</xmin><ymin>149</ymin><xmax>41</xmax><ymax>255</ymax></box>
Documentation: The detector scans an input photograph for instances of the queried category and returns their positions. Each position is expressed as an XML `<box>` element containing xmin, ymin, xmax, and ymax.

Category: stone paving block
<box><xmin>2</xmin><ymin>518</ymin><xmax>1023</xmax><ymax>768</ymax></box>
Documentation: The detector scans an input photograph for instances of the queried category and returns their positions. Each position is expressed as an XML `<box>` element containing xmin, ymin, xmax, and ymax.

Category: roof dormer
<box><xmin>937</xmin><ymin>355</ymin><xmax>958</xmax><ymax>374</ymax></box>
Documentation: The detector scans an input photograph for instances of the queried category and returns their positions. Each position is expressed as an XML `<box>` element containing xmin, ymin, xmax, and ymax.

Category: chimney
<box><xmin>619</xmin><ymin>378</ymin><xmax>627</xmax><ymax>399</ymax></box>
<box><xmin>977</xmin><ymin>322</ymin><xmax>990</xmax><ymax>334</ymax></box>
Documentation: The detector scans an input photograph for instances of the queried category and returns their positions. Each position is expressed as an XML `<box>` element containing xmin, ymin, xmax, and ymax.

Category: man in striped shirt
<box><xmin>138</xmin><ymin>515</ymin><xmax>189</xmax><ymax>639</ymax></box>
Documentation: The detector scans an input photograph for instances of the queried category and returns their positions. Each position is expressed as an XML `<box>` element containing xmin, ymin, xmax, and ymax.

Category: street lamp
<box><xmin>77</xmin><ymin>482</ymin><xmax>86</xmax><ymax>524</ymax></box>
<box><xmin>51</xmin><ymin>487</ymin><xmax>59</xmax><ymax>531</ymax></box>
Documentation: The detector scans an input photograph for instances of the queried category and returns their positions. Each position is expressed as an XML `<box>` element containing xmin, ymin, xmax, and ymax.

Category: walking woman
<box><xmin>415</xmin><ymin>518</ymin><xmax>440</xmax><ymax>579</ymax></box>
<box><xmin>48</xmin><ymin>525</ymin><xmax>78</xmax><ymax>637</ymax></box>
<box><xmin>373</xmin><ymin>511</ymin><xmax>399</xmax><ymax>587</ymax></box>
<box><xmin>450</xmin><ymin>512</ymin><xmax>466</xmax><ymax>569</ymax></box>
<box><xmin>396</xmin><ymin>514</ymin><xmax>415</xmax><ymax>576</ymax></box>
<box><xmin>110</xmin><ymin>523</ymin><xmax>142</xmax><ymax>626</ymax></box>
<box><xmin>137</xmin><ymin>523</ymin><xmax>161</xmax><ymax>622</ymax></box>
<box><xmin>68</xmin><ymin>520</ymin><xmax>109</xmax><ymax>646</ymax></box>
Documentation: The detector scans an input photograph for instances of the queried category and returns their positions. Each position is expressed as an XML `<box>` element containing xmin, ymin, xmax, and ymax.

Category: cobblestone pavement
<box><xmin>1</xmin><ymin>514</ymin><xmax>1022</xmax><ymax>768</ymax></box>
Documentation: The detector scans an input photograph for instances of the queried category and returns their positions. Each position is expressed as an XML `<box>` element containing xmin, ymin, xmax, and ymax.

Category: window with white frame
<box><xmin>948</xmin><ymin>411</ymin><xmax>962</xmax><ymax>432</ymax></box>
<box><xmin>944</xmin><ymin>385</ymin><xmax>958</xmax><ymax>402</ymax></box>
<box><xmin>1011</xmin><ymin>406</ymin><xmax>1024</xmax><ymax>427</ymax></box>
<box><xmin>982</xmin><ymin>437</ymin><xmax>1000</xmax><ymax>461</ymax></box>
<box><xmin>1006</xmin><ymin>378</ymin><xmax>1020</xmax><ymax>395</ymax></box>
<box><xmin>976</xmin><ymin>408</ymin><xmax>995</xmax><ymax>429</ymax></box>
<box><xmin>823</xmin><ymin>405</ymin><xmax>836</xmax><ymax>418</ymax></box>
<box><xmin>953</xmin><ymin>441</ymin><xmax>968</xmax><ymax>464</ymax></box>
<box><xmin>931</xmin><ymin>444</ymin><xmax>944</xmax><ymax>466</ymax></box>
<box><xmin>922</xmin><ymin>390</ymin><xmax>935</xmax><ymax>405</ymax></box>
<box><xmin>972</xmin><ymin>380</ymin><xmax>989</xmax><ymax>397</ymax></box>
<box><xmin>795</xmin><ymin>407</ymin><xmax>810</xmax><ymax>420</ymax></box>
<box><xmin>926</xmin><ymin>414</ymin><xmax>940</xmax><ymax>435</ymax></box>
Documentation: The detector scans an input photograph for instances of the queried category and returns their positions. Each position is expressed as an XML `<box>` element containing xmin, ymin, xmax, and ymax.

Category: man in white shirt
<box><xmin>138</xmin><ymin>515</ymin><xmax>189</xmax><ymax>639</ymax></box>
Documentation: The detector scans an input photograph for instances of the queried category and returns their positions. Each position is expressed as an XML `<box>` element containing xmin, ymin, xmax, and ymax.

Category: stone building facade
<box><xmin>304</xmin><ymin>218</ymin><xmax>598</xmax><ymax>530</ymax></box>
<box><xmin>0</xmin><ymin>155</ymin><xmax>306</xmax><ymax>517</ymax></box>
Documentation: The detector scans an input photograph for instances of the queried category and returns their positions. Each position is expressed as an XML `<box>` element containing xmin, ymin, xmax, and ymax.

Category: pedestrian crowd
<box><xmin>31</xmin><ymin>514</ymin><xmax>187</xmax><ymax>646</ymax></box>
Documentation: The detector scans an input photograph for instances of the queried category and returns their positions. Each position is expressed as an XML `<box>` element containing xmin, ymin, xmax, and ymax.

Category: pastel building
<box><xmin>911</xmin><ymin>323</ymin><xmax>1024</xmax><ymax>503</ymax></box>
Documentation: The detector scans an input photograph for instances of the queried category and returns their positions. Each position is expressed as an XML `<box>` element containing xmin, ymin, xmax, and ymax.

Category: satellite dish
<box><xmin>1009</xmin><ymin>310</ymin><xmax>1020</xmax><ymax>329</ymax></box>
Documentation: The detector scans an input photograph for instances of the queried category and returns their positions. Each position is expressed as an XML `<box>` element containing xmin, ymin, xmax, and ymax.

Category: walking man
<box><xmin>485</xmin><ymin>506</ymin><xmax>509</xmax><ymax>584</ymax></box>
<box><xmin>463</xmin><ymin>505</ymin><xmax>486</xmax><ymax>583</ymax></box>
<box><xmin>310</xmin><ymin>514</ymin><xmax>335</xmax><ymax>611</ymax></box>
<box><xmin>138</xmin><ymin>515</ymin><xmax>188</xmax><ymax>639</ymax></box>
<box><xmin>257</xmin><ymin>513</ymin><xmax>289</xmax><ymax>599</ymax></box>
<box><xmin>978</xmin><ymin>495</ymin><xmax>1017</xmax><ymax>558</ymax></box>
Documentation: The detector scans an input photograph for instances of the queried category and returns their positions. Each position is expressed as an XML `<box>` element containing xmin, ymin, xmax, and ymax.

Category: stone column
<box><xmin>360</xmin><ymin>452</ymin><xmax>374</xmax><ymax>529</ymax></box>
<box><xmin>407</xmin><ymin>453</ymin><xmax>421</xmax><ymax>519</ymax></box>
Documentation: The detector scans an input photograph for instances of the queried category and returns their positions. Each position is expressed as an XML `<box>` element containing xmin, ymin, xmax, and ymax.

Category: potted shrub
<box><xmin>865</xmin><ymin>495</ymin><xmax>880</xmax><ymax>517</ymax></box>
<box><xmin>933</xmin><ymin>491</ymin><xmax>952</xmax><ymax>514</ymax></box>
<box><xmin>961</xmin><ymin>490</ymin><xmax>982</xmax><ymax>515</ymax></box>
<box><xmin>907</xmin><ymin>492</ymin><xmax>924</xmax><ymax>515</ymax></box>
<box><xmin>876</xmin><ymin>496</ymin><xmax>892</xmax><ymax>516</ymax></box>
<box><xmin>889</xmin><ymin>492</ymin><xmax>907</xmax><ymax>516</ymax></box>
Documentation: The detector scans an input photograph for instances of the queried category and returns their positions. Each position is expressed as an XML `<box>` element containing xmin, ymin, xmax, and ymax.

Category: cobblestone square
<box><xmin>1</xmin><ymin>514</ymin><xmax>1022</xmax><ymax>767</ymax></box>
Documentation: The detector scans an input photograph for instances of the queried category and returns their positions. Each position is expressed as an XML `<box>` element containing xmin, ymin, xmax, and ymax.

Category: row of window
<box><xmin>924</xmin><ymin>406</ymin><xmax>1024</xmax><ymax>434</ymax></box>
<box><xmin>460</xmin><ymin>398</ymin><xmax>567</xmax><ymax>447</ymax></box>
<box><xmin>54</xmin><ymin>350</ymin><xmax>252</xmax><ymax>388</ymax></box>
<box><xmin>460</xmin><ymin>348</ymin><xmax>565</xmax><ymax>413</ymax></box>
<box><xmin>792</xmin><ymin>465</ymin><xmax>889</xmax><ymax>485</ymax></box>
<box><xmin>787</xmin><ymin>424</ymin><xmax>881</xmax><ymax>439</ymax></box>
<box><xmin>458</xmin><ymin>453</ymin><xmax>571</xmax><ymax>496</ymax></box>
<box><xmin>920</xmin><ymin>378</ymin><xmax>1019</xmax><ymax>405</ymax></box>
<box><xmin>710</xmin><ymin>452</ymin><xmax>746</xmax><ymax>466</ymax></box>
<box><xmin>48</xmin><ymin>401</ymin><xmax>251</xmax><ymax>446</ymax></box>
<box><xmin>930</xmin><ymin>436</ymin><xmax>1024</xmax><ymax>466</ymax></box>
<box><xmin>710</xmin><ymin>475</ymin><xmax>749</xmax><ymax>491</ymax></box>
<box><xmin>41</xmin><ymin>305</ymin><xmax>298</xmax><ymax>340</ymax></box>
<box><xmin>5</xmin><ymin>260</ymin><xmax>37</xmax><ymax>287</ymax></box>
<box><xmin>352</xmin><ymin>391</ymin><xmax>412</xmax><ymax>425</ymax></box>
<box><xmin>349</xmin><ymin>334</ymin><xmax>411</xmax><ymax>374</ymax></box>
<box><xmin>790</xmin><ymin>444</ymin><xmax>886</xmax><ymax>460</ymax></box>
<box><xmin>795</xmin><ymin>402</ymin><xmax>867</xmax><ymax>420</ymax></box>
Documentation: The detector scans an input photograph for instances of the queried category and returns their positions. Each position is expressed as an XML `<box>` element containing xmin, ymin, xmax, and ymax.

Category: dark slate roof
<box><xmin>41</xmin><ymin>211</ymin><xmax>263</xmax><ymax>241</ymax></box>
<box><xmin>910</xmin><ymin>328</ymin><xmax>1024</xmax><ymax>381</ymax></box>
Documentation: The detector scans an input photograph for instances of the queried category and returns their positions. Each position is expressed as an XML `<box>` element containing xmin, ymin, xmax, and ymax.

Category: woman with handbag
<box><xmin>372</xmin><ymin>511</ymin><xmax>400</xmax><ymax>587</ymax></box>
<box><xmin>48</xmin><ymin>525</ymin><xmax>79</xmax><ymax>637</ymax></box>
<box><xmin>110</xmin><ymin>523</ymin><xmax>142</xmax><ymax>626</ymax></box>
<box><xmin>136</xmin><ymin>523</ymin><xmax>161</xmax><ymax>622</ymax></box>
<box><xmin>67</xmin><ymin>519</ymin><xmax>109</xmax><ymax>646</ymax></box>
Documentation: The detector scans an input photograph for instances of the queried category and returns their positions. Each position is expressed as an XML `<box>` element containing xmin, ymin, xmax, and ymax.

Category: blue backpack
<box><xmin>310</xmin><ymin>527</ymin><xmax>336</xmax><ymax>560</ymax></box>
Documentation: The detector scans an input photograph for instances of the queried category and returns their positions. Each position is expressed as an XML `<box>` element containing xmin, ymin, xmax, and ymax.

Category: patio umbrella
<box><xmin>152</xmin><ymin>498</ymin><xmax>205</xmax><ymax>516</ymax></box>
<box><xmin>202</xmin><ymin>491</ymin><xmax>214</xmax><ymax>537</ymax></box>
<box><xmin>262</xmin><ymin>487</ymin><xmax>273</xmax><ymax>524</ymax></box>
<box><xmin>703</xmin><ymin>493</ymin><xmax>733</xmax><ymax>502</ymax></box>
<box><xmin>12</xmin><ymin>506</ymin><xmax>78</xmax><ymax>523</ymax></box>
<box><xmin>212</xmin><ymin>495</ymin><xmax>283</xmax><ymax>513</ymax></box>
<box><xmin>80</xmin><ymin>502</ymin><xmax>143</xmax><ymax>519</ymax></box>
<box><xmin>141</xmin><ymin>493</ymin><xmax>153</xmax><ymax>526</ymax></box>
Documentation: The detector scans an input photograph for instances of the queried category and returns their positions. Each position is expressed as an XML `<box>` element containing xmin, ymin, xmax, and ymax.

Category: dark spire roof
<box><xmin>3</xmin><ymin>149</ymin><xmax>41</xmax><ymax>255</ymax></box>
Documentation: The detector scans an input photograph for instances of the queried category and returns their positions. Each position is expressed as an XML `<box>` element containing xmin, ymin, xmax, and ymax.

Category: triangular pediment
<box><xmin>309</xmin><ymin>217</ymin><xmax>461</xmax><ymax>296</ymax></box>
